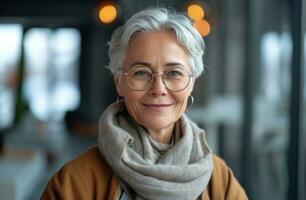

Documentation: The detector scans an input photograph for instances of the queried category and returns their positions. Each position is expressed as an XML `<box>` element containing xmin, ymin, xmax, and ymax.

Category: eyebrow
<box><xmin>128</xmin><ymin>62</ymin><xmax>150</xmax><ymax>68</ymax></box>
<box><xmin>128</xmin><ymin>61</ymin><xmax>186</xmax><ymax>69</ymax></box>
<box><xmin>165</xmin><ymin>62</ymin><xmax>185</xmax><ymax>68</ymax></box>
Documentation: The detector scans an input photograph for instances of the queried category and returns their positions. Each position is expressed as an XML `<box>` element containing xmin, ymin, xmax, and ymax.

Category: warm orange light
<box><xmin>187</xmin><ymin>4</ymin><xmax>204</xmax><ymax>20</ymax></box>
<box><xmin>99</xmin><ymin>4</ymin><xmax>117</xmax><ymax>24</ymax></box>
<box><xmin>193</xmin><ymin>19</ymin><xmax>211</xmax><ymax>37</ymax></box>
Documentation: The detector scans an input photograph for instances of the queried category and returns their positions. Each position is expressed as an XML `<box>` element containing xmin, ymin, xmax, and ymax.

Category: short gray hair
<box><xmin>107</xmin><ymin>7</ymin><xmax>205</xmax><ymax>78</ymax></box>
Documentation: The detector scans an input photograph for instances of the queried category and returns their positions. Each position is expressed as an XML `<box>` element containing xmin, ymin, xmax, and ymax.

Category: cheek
<box><xmin>122</xmin><ymin>90</ymin><xmax>145</xmax><ymax>116</ymax></box>
<box><xmin>125</xmin><ymin>99</ymin><xmax>139</xmax><ymax>116</ymax></box>
<box><xmin>172</xmin><ymin>89</ymin><xmax>191</xmax><ymax>114</ymax></box>
<box><xmin>175</xmin><ymin>84</ymin><xmax>193</xmax><ymax>103</ymax></box>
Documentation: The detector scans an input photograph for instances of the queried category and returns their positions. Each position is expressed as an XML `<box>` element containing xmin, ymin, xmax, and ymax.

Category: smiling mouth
<box><xmin>142</xmin><ymin>103</ymin><xmax>172</xmax><ymax>110</ymax></box>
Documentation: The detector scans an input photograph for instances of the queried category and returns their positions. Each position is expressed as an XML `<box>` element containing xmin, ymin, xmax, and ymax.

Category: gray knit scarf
<box><xmin>98</xmin><ymin>101</ymin><xmax>213</xmax><ymax>200</ymax></box>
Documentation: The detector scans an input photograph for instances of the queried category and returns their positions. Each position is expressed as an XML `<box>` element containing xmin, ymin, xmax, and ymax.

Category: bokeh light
<box><xmin>98</xmin><ymin>4</ymin><xmax>117</xmax><ymax>24</ymax></box>
<box><xmin>187</xmin><ymin>4</ymin><xmax>204</xmax><ymax>20</ymax></box>
<box><xmin>193</xmin><ymin>19</ymin><xmax>211</xmax><ymax>37</ymax></box>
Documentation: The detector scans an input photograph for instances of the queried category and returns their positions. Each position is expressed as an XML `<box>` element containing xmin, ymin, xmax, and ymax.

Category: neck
<box><xmin>147</xmin><ymin>124</ymin><xmax>174</xmax><ymax>144</ymax></box>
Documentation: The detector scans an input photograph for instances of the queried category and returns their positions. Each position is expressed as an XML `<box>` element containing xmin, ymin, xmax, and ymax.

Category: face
<box><xmin>115</xmin><ymin>30</ymin><xmax>194</xmax><ymax>136</ymax></box>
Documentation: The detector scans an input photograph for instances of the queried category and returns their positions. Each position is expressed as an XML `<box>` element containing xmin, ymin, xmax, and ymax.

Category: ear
<box><xmin>188</xmin><ymin>78</ymin><xmax>195</xmax><ymax>94</ymax></box>
<box><xmin>114</xmin><ymin>74</ymin><xmax>124</xmax><ymax>96</ymax></box>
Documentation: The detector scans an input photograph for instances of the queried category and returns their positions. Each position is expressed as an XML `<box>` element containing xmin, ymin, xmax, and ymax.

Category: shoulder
<box><xmin>41</xmin><ymin>146</ymin><xmax>114</xmax><ymax>200</ymax></box>
<box><xmin>211</xmin><ymin>155</ymin><xmax>233</xmax><ymax>182</ymax></box>
<box><xmin>64</xmin><ymin>146</ymin><xmax>112</xmax><ymax>174</ymax></box>
<box><xmin>204</xmin><ymin>154</ymin><xmax>248</xmax><ymax>200</ymax></box>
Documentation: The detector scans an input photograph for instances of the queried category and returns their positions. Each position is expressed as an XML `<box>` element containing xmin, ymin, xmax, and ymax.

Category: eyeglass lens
<box><xmin>125</xmin><ymin>67</ymin><xmax>191</xmax><ymax>92</ymax></box>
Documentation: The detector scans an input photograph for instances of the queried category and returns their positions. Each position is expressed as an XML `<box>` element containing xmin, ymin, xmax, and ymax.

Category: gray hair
<box><xmin>107</xmin><ymin>7</ymin><xmax>205</xmax><ymax>78</ymax></box>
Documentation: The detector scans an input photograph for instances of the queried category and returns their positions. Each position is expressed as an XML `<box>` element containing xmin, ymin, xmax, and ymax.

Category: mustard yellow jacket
<box><xmin>41</xmin><ymin>147</ymin><xmax>248</xmax><ymax>200</ymax></box>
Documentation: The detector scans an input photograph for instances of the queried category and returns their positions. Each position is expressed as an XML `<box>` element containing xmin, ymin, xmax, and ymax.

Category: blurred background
<box><xmin>0</xmin><ymin>0</ymin><xmax>305</xmax><ymax>199</ymax></box>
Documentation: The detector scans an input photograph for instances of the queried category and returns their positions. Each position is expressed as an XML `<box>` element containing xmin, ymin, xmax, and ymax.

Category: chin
<box><xmin>139</xmin><ymin>116</ymin><xmax>175</xmax><ymax>131</ymax></box>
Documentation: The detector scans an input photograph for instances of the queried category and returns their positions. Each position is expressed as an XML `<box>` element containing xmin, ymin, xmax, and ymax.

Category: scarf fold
<box><xmin>98</xmin><ymin>101</ymin><xmax>213</xmax><ymax>200</ymax></box>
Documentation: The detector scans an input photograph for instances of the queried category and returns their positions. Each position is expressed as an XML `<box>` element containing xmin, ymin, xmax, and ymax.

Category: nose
<box><xmin>149</xmin><ymin>73</ymin><xmax>167</xmax><ymax>96</ymax></box>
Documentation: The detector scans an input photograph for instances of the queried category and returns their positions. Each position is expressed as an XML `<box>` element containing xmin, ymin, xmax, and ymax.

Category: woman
<box><xmin>41</xmin><ymin>7</ymin><xmax>248</xmax><ymax>200</ymax></box>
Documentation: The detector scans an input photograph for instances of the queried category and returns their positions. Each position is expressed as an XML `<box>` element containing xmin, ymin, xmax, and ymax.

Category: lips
<box><xmin>142</xmin><ymin>103</ymin><xmax>172</xmax><ymax>110</ymax></box>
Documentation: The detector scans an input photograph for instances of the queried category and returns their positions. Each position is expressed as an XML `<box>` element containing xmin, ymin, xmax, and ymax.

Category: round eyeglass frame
<box><xmin>120</xmin><ymin>67</ymin><xmax>194</xmax><ymax>92</ymax></box>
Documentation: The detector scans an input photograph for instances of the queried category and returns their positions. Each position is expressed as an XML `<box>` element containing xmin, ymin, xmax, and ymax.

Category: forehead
<box><xmin>123</xmin><ymin>30</ymin><xmax>190</xmax><ymax>69</ymax></box>
<box><xmin>128</xmin><ymin>30</ymin><xmax>184</xmax><ymax>52</ymax></box>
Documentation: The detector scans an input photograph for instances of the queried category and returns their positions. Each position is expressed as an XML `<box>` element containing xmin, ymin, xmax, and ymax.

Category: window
<box><xmin>0</xmin><ymin>24</ymin><xmax>22</xmax><ymax>129</ymax></box>
<box><xmin>24</xmin><ymin>28</ymin><xmax>81</xmax><ymax>121</ymax></box>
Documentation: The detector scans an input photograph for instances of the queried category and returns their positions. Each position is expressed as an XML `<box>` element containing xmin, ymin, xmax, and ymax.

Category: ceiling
<box><xmin>0</xmin><ymin>0</ymin><xmax>191</xmax><ymax>26</ymax></box>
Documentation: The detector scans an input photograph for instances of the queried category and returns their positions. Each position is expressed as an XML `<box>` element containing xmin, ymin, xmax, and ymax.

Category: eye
<box><xmin>165</xmin><ymin>69</ymin><xmax>184</xmax><ymax>78</ymax></box>
<box><xmin>132</xmin><ymin>69</ymin><xmax>152</xmax><ymax>79</ymax></box>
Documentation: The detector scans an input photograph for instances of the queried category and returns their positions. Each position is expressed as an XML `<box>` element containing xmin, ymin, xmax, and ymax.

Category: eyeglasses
<box><xmin>121</xmin><ymin>67</ymin><xmax>193</xmax><ymax>92</ymax></box>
